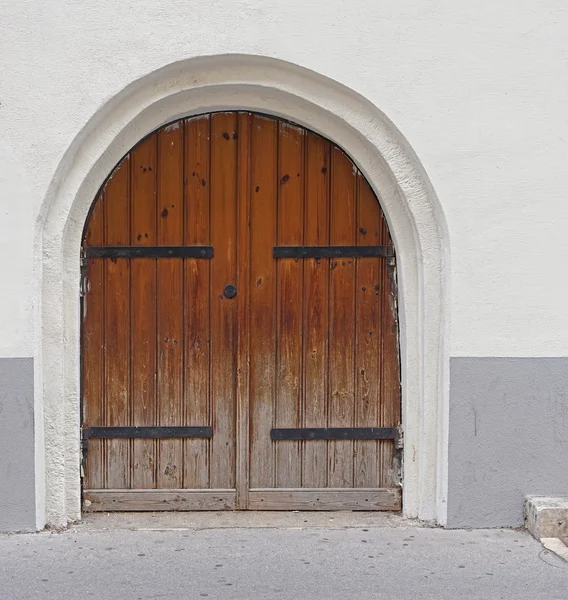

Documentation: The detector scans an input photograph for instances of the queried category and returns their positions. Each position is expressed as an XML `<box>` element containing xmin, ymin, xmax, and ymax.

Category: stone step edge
<box><xmin>525</xmin><ymin>496</ymin><xmax>568</xmax><ymax>540</ymax></box>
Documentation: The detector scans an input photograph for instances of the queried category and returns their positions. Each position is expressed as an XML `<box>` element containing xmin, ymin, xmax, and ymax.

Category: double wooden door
<box><xmin>81</xmin><ymin>112</ymin><xmax>401</xmax><ymax>512</ymax></box>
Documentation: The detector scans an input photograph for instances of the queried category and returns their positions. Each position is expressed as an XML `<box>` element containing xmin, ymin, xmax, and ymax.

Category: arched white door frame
<box><xmin>37</xmin><ymin>55</ymin><xmax>450</xmax><ymax>528</ymax></box>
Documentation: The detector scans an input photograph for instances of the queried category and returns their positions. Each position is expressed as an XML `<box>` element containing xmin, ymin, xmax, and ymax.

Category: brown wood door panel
<box><xmin>130</xmin><ymin>135</ymin><xmax>158</xmax><ymax>490</ymax></box>
<box><xmin>327</xmin><ymin>147</ymin><xmax>357</xmax><ymax>489</ymax></box>
<box><xmin>248</xmin><ymin>114</ymin><xmax>278</xmax><ymax>490</ymax></box>
<box><xmin>209</xmin><ymin>112</ymin><xmax>238</xmax><ymax>489</ymax></box>
<box><xmin>302</xmin><ymin>134</ymin><xmax>330</xmax><ymax>488</ymax></box>
<box><xmin>82</xmin><ymin>193</ymin><xmax>105</xmax><ymax>491</ymax></box>
<box><xmin>156</xmin><ymin>124</ymin><xmax>185</xmax><ymax>489</ymax></box>
<box><xmin>235</xmin><ymin>112</ymin><xmax>252</xmax><ymax>508</ymax></box>
<box><xmin>82</xmin><ymin>112</ymin><xmax>401</xmax><ymax>511</ymax></box>
<box><xmin>183</xmin><ymin>115</ymin><xmax>212</xmax><ymax>490</ymax></box>
<box><xmin>103</xmin><ymin>159</ymin><xmax>131</xmax><ymax>490</ymax></box>
<box><xmin>275</xmin><ymin>121</ymin><xmax>304</xmax><ymax>488</ymax></box>
<box><xmin>355</xmin><ymin>176</ymin><xmax>384</xmax><ymax>489</ymax></box>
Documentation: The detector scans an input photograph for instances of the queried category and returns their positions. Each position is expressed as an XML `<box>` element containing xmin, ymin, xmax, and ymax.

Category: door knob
<box><xmin>224</xmin><ymin>284</ymin><xmax>237</xmax><ymax>299</ymax></box>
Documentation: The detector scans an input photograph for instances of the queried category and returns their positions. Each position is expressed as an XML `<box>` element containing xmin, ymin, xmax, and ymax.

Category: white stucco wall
<box><xmin>1</xmin><ymin>1</ymin><xmax>567</xmax><ymax>360</ymax></box>
<box><xmin>1</xmin><ymin>1</ymin><xmax>567</xmax><ymax>529</ymax></box>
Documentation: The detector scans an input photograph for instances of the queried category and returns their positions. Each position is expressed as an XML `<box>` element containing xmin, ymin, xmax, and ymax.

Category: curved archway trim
<box><xmin>37</xmin><ymin>54</ymin><xmax>450</xmax><ymax>527</ymax></box>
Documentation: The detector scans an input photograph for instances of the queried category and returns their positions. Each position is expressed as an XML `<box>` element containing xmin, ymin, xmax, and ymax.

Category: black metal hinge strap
<box><xmin>84</xmin><ymin>246</ymin><xmax>214</xmax><ymax>259</ymax></box>
<box><xmin>273</xmin><ymin>246</ymin><xmax>394</xmax><ymax>259</ymax></box>
<box><xmin>83</xmin><ymin>426</ymin><xmax>213</xmax><ymax>439</ymax></box>
<box><xmin>270</xmin><ymin>427</ymin><xmax>399</xmax><ymax>441</ymax></box>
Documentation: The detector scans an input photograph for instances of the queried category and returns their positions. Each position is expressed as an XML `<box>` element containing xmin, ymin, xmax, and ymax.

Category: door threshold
<box><xmin>76</xmin><ymin>510</ymin><xmax>418</xmax><ymax>531</ymax></box>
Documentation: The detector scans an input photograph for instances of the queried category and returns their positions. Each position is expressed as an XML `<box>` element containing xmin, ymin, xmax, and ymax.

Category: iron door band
<box><xmin>81</xmin><ymin>427</ymin><xmax>213</xmax><ymax>456</ymax></box>
<box><xmin>84</xmin><ymin>246</ymin><xmax>214</xmax><ymax>259</ymax></box>
<box><xmin>273</xmin><ymin>246</ymin><xmax>394</xmax><ymax>259</ymax></box>
<box><xmin>83</xmin><ymin>426</ymin><xmax>213</xmax><ymax>439</ymax></box>
<box><xmin>270</xmin><ymin>427</ymin><xmax>399</xmax><ymax>441</ymax></box>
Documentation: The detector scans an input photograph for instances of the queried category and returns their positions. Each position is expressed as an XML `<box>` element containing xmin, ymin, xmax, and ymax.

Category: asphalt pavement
<box><xmin>0</xmin><ymin>513</ymin><xmax>566</xmax><ymax>599</ymax></box>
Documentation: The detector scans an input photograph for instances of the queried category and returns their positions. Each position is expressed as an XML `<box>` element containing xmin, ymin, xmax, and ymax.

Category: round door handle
<box><xmin>224</xmin><ymin>284</ymin><xmax>237</xmax><ymax>299</ymax></box>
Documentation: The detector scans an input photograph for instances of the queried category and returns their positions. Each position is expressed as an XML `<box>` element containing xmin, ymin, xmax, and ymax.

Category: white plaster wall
<box><xmin>0</xmin><ymin>0</ymin><xmax>567</xmax><ymax>529</ymax></box>
<box><xmin>1</xmin><ymin>1</ymin><xmax>568</xmax><ymax>359</ymax></box>
<box><xmin>0</xmin><ymin>142</ymin><xmax>35</xmax><ymax>357</ymax></box>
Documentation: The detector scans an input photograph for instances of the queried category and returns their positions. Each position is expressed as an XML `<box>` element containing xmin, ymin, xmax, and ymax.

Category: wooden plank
<box><xmin>328</xmin><ymin>147</ymin><xmax>356</xmax><ymax>488</ymax></box>
<box><xmin>235</xmin><ymin>113</ymin><xmax>251</xmax><ymax>507</ymax></box>
<box><xmin>183</xmin><ymin>115</ymin><xmax>212</xmax><ymax>489</ymax></box>
<box><xmin>249</xmin><ymin>115</ymin><xmax>278</xmax><ymax>489</ymax></box>
<box><xmin>248</xmin><ymin>488</ymin><xmax>401</xmax><ymax>511</ymax></box>
<box><xmin>377</xmin><ymin>194</ymin><xmax>401</xmax><ymax>488</ymax></box>
<box><xmin>275</xmin><ymin>122</ymin><xmax>304</xmax><ymax>488</ymax></box>
<box><xmin>83</xmin><ymin>490</ymin><xmax>237</xmax><ymax>511</ymax></box>
<box><xmin>302</xmin><ymin>133</ymin><xmax>330</xmax><ymax>488</ymax></box>
<box><xmin>354</xmin><ymin>175</ymin><xmax>381</xmax><ymax>488</ymax></box>
<box><xmin>103</xmin><ymin>158</ymin><xmax>131</xmax><ymax>489</ymax></box>
<box><xmin>82</xmin><ymin>193</ymin><xmax>105</xmax><ymax>490</ymax></box>
<box><xmin>130</xmin><ymin>135</ymin><xmax>157</xmax><ymax>489</ymax></box>
<box><xmin>156</xmin><ymin>122</ymin><xmax>184</xmax><ymax>488</ymax></box>
<box><xmin>209</xmin><ymin>112</ymin><xmax>238</xmax><ymax>489</ymax></box>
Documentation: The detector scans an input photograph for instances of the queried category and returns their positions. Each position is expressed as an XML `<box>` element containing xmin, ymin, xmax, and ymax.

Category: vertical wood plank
<box><xmin>104</xmin><ymin>159</ymin><xmax>131</xmax><ymax>489</ymax></box>
<box><xmin>379</xmin><ymin>207</ymin><xmax>401</xmax><ymax>487</ymax></box>
<box><xmin>328</xmin><ymin>147</ymin><xmax>356</xmax><ymax>488</ymax></box>
<box><xmin>183</xmin><ymin>115</ymin><xmax>212</xmax><ymax>489</ymax></box>
<box><xmin>130</xmin><ymin>136</ymin><xmax>157</xmax><ymax>489</ymax></box>
<box><xmin>354</xmin><ymin>175</ymin><xmax>381</xmax><ymax>488</ymax></box>
<box><xmin>209</xmin><ymin>113</ymin><xmax>238</xmax><ymax>489</ymax></box>
<box><xmin>82</xmin><ymin>194</ymin><xmax>105</xmax><ymax>490</ymax></box>
<box><xmin>236</xmin><ymin>113</ymin><xmax>251</xmax><ymax>506</ymax></box>
<box><xmin>156</xmin><ymin>122</ymin><xmax>184</xmax><ymax>489</ymax></box>
<box><xmin>302</xmin><ymin>133</ymin><xmax>330</xmax><ymax>488</ymax></box>
<box><xmin>249</xmin><ymin>115</ymin><xmax>277</xmax><ymax>489</ymax></box>
<box><xmin>275</xmin><ymin>122</ymin><xmax>304</xmax><ymax>488</ymax></box>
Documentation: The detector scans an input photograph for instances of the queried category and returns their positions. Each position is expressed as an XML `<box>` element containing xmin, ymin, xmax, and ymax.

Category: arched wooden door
<box><xmin>81</xmin><ymin>112</ymin><xmax>401</xmax><ymax>512</ymax></box>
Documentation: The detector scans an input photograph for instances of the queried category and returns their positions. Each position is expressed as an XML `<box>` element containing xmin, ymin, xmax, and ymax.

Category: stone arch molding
<box><xmin>37</xmin><ymin>54</ymin><xmax>450</xmax><ymax>528</ymax></box>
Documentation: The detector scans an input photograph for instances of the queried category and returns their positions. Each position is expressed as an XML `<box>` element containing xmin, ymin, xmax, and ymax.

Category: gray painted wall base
<box><xmin>0</xmin><ymin>358</ymin><xmax>35</xmax><ymax>532</ymax></box>
<box><xmin>448</xmin><ymin>357</ymin><xmax>568</xmax><ymax>528</ymax></box>
<box><xmin>2</xmin><ymin>355</ymin><xmax>567</xmax><ymax>530</ymax></box>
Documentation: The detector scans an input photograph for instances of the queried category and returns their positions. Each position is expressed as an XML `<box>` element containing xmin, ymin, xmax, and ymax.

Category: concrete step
<box><xmin>525</xmin><ymin>496</ymin><xmax>568</xmax><ymax>539</ymax></box>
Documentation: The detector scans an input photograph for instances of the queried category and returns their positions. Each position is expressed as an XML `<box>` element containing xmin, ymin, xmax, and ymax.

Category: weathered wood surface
<box><xmin>248</xmin><ymin>488</ymin><xmax>401</xmax><ymax>511</ymax></box>
<box><xmin>82</xmin><ymin>112</ymin><xmax>400</xmax><ymax>510</ymax></box>
<box><xmin>83</xmin><ymin>490</ymin><xmax>236</xmax><ymax>511</ymax></box>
